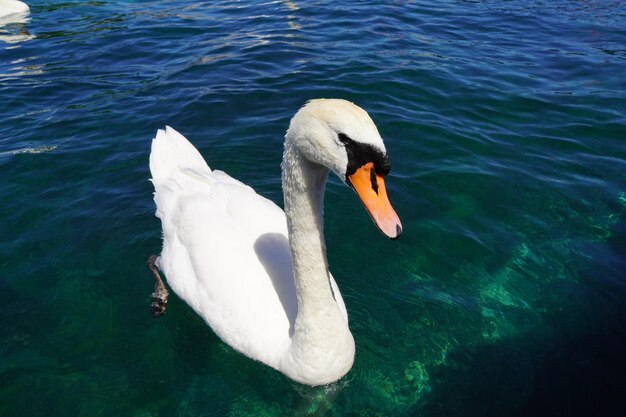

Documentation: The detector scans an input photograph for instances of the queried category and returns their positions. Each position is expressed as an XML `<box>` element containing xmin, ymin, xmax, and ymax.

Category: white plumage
<box><xmin>150</xmin><ymin>99</ymin><xmax>400</xmax><ymax>385</ymax></box>
<box><xmin>0</xmin><ymin>0</ymin><xmax>29</xmax><ymax>22</ymax></box>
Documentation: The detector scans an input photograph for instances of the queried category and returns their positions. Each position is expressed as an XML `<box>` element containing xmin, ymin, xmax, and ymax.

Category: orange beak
<box><xmin>347</xmin><ymin>162</ymin><xmax>402</xmax><ymax>239</ymax></box>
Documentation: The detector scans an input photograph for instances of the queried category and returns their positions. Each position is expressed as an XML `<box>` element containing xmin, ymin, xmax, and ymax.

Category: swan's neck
<box><xmin>282</xmin><ymin>144</ymin><xmax>339</xmax><ymax>321</ymax></box>
<box><xmin>280</xmin><ymin>142</ymin><xmax>354</xmax><ymax>383</ymax></box>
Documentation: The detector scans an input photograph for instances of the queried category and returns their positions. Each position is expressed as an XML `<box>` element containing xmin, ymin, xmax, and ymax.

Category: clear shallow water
<box><xmin>1</xmin><ymin>1</ymin><xmax>625</xmax><ymax>416</ymax></box>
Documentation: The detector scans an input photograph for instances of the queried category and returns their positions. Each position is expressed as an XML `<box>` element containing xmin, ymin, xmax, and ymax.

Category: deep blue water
<box><xmin>1</xmin><ymin>1</ymin><xmax>626</xmax><ymax>416</ymax></box>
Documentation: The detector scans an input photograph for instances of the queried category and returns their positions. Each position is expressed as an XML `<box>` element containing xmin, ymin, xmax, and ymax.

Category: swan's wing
<box><xmin>150</xmin><ymin>127</ymin><xmax>294</xmax><ymax>366</ymax></box>
<box><xmin>162</xmin><ymin>179</ymin><xmax>297</xmax><ymax>364</ymax></box>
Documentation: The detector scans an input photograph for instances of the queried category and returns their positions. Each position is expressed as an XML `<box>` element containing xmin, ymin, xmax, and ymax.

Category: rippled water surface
<box><xmin>1</xmin><ymin>1</ymin><xmax>625</xmax><ymax>416</ymax></box>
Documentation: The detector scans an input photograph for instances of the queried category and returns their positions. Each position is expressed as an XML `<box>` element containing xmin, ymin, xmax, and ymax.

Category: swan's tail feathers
<box><xmin>149</xmin><ymin>126</ymin><xmax>211</xmax><ymax>182</ymax></box>
<box><xmin>150</xmin><ymin>126</ymin><xmax>212</xmax><ymax>222</ymax></box>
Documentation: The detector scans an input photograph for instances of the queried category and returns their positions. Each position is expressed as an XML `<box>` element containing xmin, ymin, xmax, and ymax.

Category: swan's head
<box><xmin>286</xmin><ymin>99</ymin><xmax>402</xmax><ymax>239</ymax></box>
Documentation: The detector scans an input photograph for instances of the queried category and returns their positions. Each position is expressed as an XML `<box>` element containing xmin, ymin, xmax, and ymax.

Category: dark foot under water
<box><xmin>147</xmin><ymin>255</ymin><xmax>169</xmax><ymax>318</ymax></box>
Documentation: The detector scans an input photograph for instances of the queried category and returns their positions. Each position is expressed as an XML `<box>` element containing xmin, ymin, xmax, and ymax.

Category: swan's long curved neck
<box><xmin>280</xmin><ymin>140</ymin><xmax>354</xmax><ymax>384</ymax></box>
<box><xmin>282</xmin><ymin>143</ymin><xmax>339</xmax><ymax>322</ymax></box>
<box><xmin>282</xmin><ymin>141</ymin><xmax>351</xmax><ymax>348</ymax></box>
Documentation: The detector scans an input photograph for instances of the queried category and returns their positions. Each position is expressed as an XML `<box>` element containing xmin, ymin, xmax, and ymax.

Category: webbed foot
<box><xmin>147</xmin><ymin>255</ymin><xmax>169</xmax><ymax>317</ymax></box>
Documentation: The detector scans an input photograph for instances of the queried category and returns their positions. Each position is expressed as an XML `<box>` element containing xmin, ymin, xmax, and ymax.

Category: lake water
<box><xmin>1</xmin><ymin>1</ymin><xmax>625</xmax><ymax>416</ymax></box>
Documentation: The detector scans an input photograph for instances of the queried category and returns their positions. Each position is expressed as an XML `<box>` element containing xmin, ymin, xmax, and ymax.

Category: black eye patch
<box><xmin>338</xmin><ymin>133</ymin><xmax>390</xmax><ymax>178</ymax></box>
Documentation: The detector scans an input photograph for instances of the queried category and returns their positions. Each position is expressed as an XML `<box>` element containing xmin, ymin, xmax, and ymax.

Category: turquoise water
<box><xmin>1</xmin><ymin>0</ymin><xmax>626</xmax><ymax>415</ymax></box>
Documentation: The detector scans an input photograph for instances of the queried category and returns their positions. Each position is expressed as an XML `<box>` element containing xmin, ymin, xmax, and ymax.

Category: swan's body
<box><xmin>0</xmin><ymin>0</ymin><xmax>29</xmax><ymax>22</ymax></box>
<box><xmin>150</xmin><ymin>99</ymin><xmax>401</xmax><ymax>385</ymax></box>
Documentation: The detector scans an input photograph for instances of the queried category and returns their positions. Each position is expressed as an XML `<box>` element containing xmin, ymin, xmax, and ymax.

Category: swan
<box><xmin>148</xmin><ymin>99</ymin><xmax>402</xmax><ymax>385</ymax></box>
<box><xmin>0</xmin><ymin>0</ymin><xmax>29</xmax><ymax>22</ymax></box>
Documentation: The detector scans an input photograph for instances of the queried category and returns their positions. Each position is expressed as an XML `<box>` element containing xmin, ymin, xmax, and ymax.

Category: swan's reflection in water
<box><xmin>289</xmin><ymin>379</ymin><xmax>349</xmax><ymax>417</ymax></box>
<box><xmin>2</xmin><ymin>55</ymin><xmax>43</xmax><ymax>77</ymax></box>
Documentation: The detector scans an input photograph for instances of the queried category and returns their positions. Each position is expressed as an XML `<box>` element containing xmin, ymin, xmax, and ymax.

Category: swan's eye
<box><xmin>370</xmin><ymin>166</ymin><xmax>379</xmax><ymax>194</ymax></box>
<box><xmin>337</xmin><ymin>132</ymin><xmax>390</xmax><ymax>180</ymax></box>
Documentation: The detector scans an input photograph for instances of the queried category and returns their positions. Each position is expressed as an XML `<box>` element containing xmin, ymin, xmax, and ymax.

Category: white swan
<box><xmin>149</xmin><ymin>99</ymin><xmax>402</xmax><ymax>385</ymax></box>
<box><xmin>0</xmin><ymin>0</ymin><xmax>29</xmax><ymax>23</ymax></box>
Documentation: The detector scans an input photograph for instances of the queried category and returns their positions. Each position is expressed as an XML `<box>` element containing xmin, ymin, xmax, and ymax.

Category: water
<box><xmin>1</xmin><ymin>1</ymin><xmax>625</xmax><ymax>415</ymax></box>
